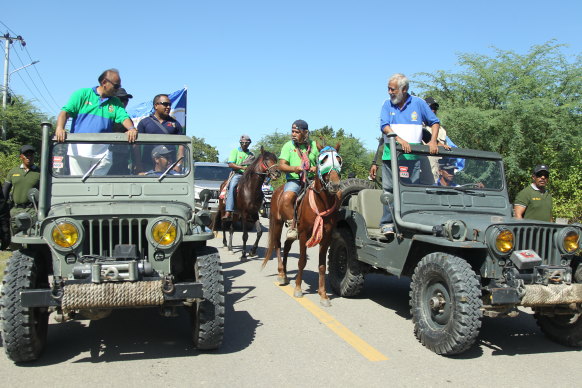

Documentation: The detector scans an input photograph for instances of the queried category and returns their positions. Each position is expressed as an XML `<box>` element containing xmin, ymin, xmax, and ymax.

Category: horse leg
<box><xmin>228</xmin><ymin>220</ymin><xmax>234</xmax><ymax>252</ymax></box>
<box><xmin>318</xmin><ymin>242</ymin><xmax>331</xmax><ymax>307</ymax></box>
<box><xmin>293</xmin><ymin>241</ymin><xmax>307</xmax><ymax>298</ymax></box>
<box><xmin>221</xmin><ymin>217</ymin><xmax>227</xmax><ymax>247</ymax></box>
<box><xmin>240</xmin><ymin>218</ymin><xmax>248</xmax><ymax>261</ymax></box>
<box><xmin>249</xmin><ymin>218</ymin><xmax>262</xmax><ymax>257</ymax></box>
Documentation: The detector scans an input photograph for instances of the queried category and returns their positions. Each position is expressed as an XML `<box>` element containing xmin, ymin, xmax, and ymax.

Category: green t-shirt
<box><xmin>514</xmin><ymin>184</ymin><xmax>553</xmax><ymax>222</ymax></box>
<box><xmin>279</xmin><ymin>140</ymin><xmax>319</xmax><ymax>180</ymax></box>
<box><xmin>6</xmin><ymin>165</ymin><xmax>40</xmax><ymax>205</ymax></box>
<box><xmin>382</xmin><ymin>143</ymin><xmax>420</xmax><ymax>161</ymax></box>
<box><xmin>228</xmin><ymin>148</ymin><xmax>254</xmax><ymax>173</ymax></box>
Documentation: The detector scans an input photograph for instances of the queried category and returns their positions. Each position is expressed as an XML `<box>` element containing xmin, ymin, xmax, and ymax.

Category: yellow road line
<box><xmin>276</xmin><ymin>283</ymin><xmax>388</xmax><ymax>362</ymax></box>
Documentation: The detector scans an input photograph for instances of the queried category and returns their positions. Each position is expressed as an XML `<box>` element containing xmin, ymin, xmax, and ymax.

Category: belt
<box><xmin>14</xmin><ymin>203</ymin><xmax>33</xmax><ymax>209</ymax></box>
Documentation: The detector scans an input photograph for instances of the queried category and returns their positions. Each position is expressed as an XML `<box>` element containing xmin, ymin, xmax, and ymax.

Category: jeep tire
<box><xmin>534</xmin><ymin>312</ymin><xmax>582</xmax><ymax>347</ymax></box>
<box><xmin>328</xmin><ymin>227</ymin><xmax>366</xmax><ymax>297</ymax></box>
<box><xmin>410</xmin><ymin>252</ymin><xmax>482</xmax><ymax>355</ymax></box>
<box><xmin>1</xmin><ymin>249</ymin><xmax>49</xmax><ymax>362</ymax></box>
<box><xmin>191</xmin><ymin>246</ymin><xmax>225</xmax><ymax>350</ymax></box>
<box><xmin>339</xmin><ymin>178</ymin><xmax>375</xmax><ymax>207</ymax></box>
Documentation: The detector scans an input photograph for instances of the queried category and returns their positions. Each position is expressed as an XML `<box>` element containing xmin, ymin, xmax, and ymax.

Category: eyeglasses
<box><xmin>535</xmin><ymin>173</ymin><xmax>549</xmax><ymax>178</ymax></box>
<box><xmin>156</xmin><ymin>102</ymin><xmax>171</xmax><ymax>107</ymax></box>
<box><xmin>105</xmin><ymin>78</ymin><xmax>121</xmax><ymax>89</ymax></box>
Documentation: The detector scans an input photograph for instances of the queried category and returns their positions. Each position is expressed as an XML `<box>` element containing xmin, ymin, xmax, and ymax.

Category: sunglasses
<box><xmin>535</xmin><ymin>173</ymin><xmax>549</xmax><ymax>178</ymax></box>
<box><xmin>156</xmin><ymin>102</ymin><xmax>171</xmax><ymax>107</ymax></box>
<box><xmin>240</xmin><ymin>141</ymin><xmax>250</xmax><ymax>145</ymax></box>
<box><xmin>105</xmin><ymin>78</ymin><xmax>121</xmax><ymax>89</ymax></box>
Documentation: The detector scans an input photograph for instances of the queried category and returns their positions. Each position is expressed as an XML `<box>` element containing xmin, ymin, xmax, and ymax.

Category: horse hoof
<box><xmin>320</xmin><ymin>298</ymin><xmax>331</xmax><ymax>307</ymax></box>
<box><xmin>240</xmin><ymin>256</ymin><xmax>248</xmax><ymax>262</ymax></box>
<box><xmin>249</xmin><ymin>249</ymin><xmax>257</xmax><ymax>257</ymax></box>
<box><xmin>277</xmin><ymin>276</ymin><xmax>289</xmax><ymax>286</ymax></box>
<box><xmin>293</xmin><ymin>290</ymin><xmax>303</xmax><ymax>298</ymax></box>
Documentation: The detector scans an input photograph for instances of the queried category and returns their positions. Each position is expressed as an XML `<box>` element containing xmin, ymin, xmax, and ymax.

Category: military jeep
<box><xmin>0</xmin><ymin>123</ymin><xmax>224</xmax><ymax>362</ymax></box>
<box><xmin>329</xmin><ymin>133</ymin><xmax>582</xmax><ymax>356</ymax></box>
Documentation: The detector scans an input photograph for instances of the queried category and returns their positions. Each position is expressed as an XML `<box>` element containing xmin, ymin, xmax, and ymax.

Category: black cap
<box><xmin>424</xmin><ymin>97</ymin><xmax>439</xmax><ymax>109</ymax></box>
<box><xmin>292</xmin><ymin>119</ymin><xmax>308</xmax><ymax>131</ymax></box>
<box><xmin>20</xmin><ymin>144</ymin><xmax>35</xmax><ymax>154</ymax></box>
<box><xmin>438</xmin><ymin>158</ymin><xmax>456</xmax><ymax>170</ymax></box>
<box><xmin>116</xmin><ymin>88</ymin><xmax>133</xmax><ymax>99</ymax></box>
<box><xmin>152</xmin><ymin>145</ymin><xmax>173</xmax><ymax>158</ymax></box>
<box><xmin>533</xmin><ymin>164</ymin><xmax>549</xmax><ymax>174</ymax></box>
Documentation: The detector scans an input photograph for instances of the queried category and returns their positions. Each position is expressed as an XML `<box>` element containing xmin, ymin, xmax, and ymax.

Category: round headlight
<box><xmin>495</xmin><ymin>229</ymin><xmax>514</xmax><ymax>254</ymax></box>
<box><xmin>152</xmin><ymin>220</ymin><xmax>177</xmax><ymax>246</ymax></box>
<box><xmin>563</xmin><ymin>230</ymin><xmax>580</xmax><ymax>253</ymax></box>
<box><xmin>52</xmin><ymin>221</ymin><xmax>79</xmax><ymax>248</ymax></box>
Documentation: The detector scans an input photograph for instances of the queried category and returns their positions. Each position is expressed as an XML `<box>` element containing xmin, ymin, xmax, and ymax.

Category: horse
<box><xmin>261</xmin><ymin>143</ymin><xmax>342</xmax><ymax>307</ymax></box>
<box><xmin>213</xmin><ymin>147</ymin><xmax>280</xmax><ymax>261</ymax></box>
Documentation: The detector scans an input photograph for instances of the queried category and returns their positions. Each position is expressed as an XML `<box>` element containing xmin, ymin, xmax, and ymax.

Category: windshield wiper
<box><xmin>158</xmin><ymin>156</ymin><xmax>184</xmax><ymax>182</ymax></box>
<box><xmin>452</xmin><ymin>185</ymin><xmax>486</xmax><ymax>196</ymax></box>
<box><xmin>82</xmin><ymin>154</ymin><xmax>107</xmax><ymax>182</ymax></box>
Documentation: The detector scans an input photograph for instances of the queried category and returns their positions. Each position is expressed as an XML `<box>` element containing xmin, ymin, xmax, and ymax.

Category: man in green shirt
<box><xmin>278</xmin><ymin>119</ymin><xmax>319</xmax><ymax>240</ymax></box>
<box><xmin>2</xmin><ymin>145</ymin><xmax>41</xmax><ymax>233</ymax></box>
<box><xmin>223</xmin><ymin>134</ymin><xmax>254</xmax><ymax>220</ymax></box>
<box><xmin>514</xmin><ymin>164</ymin><xmax>553</xmax><ymax>222</ymax></box>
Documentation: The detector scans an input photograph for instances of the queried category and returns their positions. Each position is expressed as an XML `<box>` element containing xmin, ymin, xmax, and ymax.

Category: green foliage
<box><xmin>415</xmin><ymin>41</ymin><xmax>582</xmax><ymax>221</ymax></box>
<box><xmin>0</xmin><ymin>95</ymin><xmax>51</xmax><ymax>151</ymax></box>
<box><xmin>191</xmin><ymin>135</ymin><xmax>219</xmax><ymax>162</ymax></box>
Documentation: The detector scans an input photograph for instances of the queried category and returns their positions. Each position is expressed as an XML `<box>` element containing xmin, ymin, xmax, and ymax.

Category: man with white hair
<box><xmin>378</xmin><ymin>73</ymin><xmax>441</xmax><ymax>235</ymax></box>
<box><xmin>223</xmin><ymin>134</ymin><xmax>254</xmax><ymax>220</ymax></box>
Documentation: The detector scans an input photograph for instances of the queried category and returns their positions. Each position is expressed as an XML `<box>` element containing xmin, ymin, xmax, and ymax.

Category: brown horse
<box><xmin>261</xmin><ymin>143</ymin><xmax>342</xmax><ymax>306</ymax></box>
<box><xmin>213</xmin><ymin>148</ymin><xmax>280</xmax><ymax>261</ymax></box>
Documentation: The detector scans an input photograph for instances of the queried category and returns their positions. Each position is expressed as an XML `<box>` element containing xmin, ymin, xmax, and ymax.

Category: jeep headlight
<box><xmin>52</xmin><ymin>221</ymin><xmax>79</xmax><ymax>248</ymax></box>
<box><xmin>494</xmin><ymin>229</ymin><xmax>514</xmax><ymax>254</ymax></box>
<box><xmin>561</xmin><ymin>229</ymin><xmax>580</xmax><ymax>253</ymax></box>
<box><xmin>151</xmin><ymin>220</ymin><xmax>177</xmax><ymax>246</ymax></box>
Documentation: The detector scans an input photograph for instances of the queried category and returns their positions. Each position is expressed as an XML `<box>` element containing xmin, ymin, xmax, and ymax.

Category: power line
<box><xmin>8</xmin><ymin>57</ymin><xmax>53</xmax><ymax>113</ymax></box>
<box><xmin>9</xmin><ymin>47</ymin><xmax>56</xmax><ymax>112</ymax></box>
<box><xmin>24</xmin><ymin>46</ymin><xmax>60</xmax><ymax>109</ymax></box>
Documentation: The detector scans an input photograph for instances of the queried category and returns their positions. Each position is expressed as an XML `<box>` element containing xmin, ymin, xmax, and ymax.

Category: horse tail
<box><xmin>210</xmin><ymin>211</ymin><xmax>220</xmax><ymax>232</ymax></box>
<box><xmin>261</xmin><ymin>214</ymin><xmax>275</xmax><ymax>270</ymax></box>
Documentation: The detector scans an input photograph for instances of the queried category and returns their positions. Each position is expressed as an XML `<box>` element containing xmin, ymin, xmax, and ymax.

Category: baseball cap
<box><xmin>292</xmin><ymin>119</ymin><xmax>309</xmax><ymax>131</ymax></box>
<box><xmin>240</xmin><ymin>134</ymin><xmax>251</xmax><ymax>142</ymax></box>
<box><xmin>533</xmin><ymin>164</ymin><xmax>550</xmax><ymax>174</ymax></box>
<box><xmin>152</xmin><ymin>145</ymin><xmax>173</xmax><ymax>158</ymax></box>
<box><xmin>20</xmin><ymin>144</ymin><xmax>35</xmax><ymax>154</ymax></box>
<box><xmin>424</xmin><ymin>97</ymin><xmax>439</xmax><ymax>109</ymax></box>
<box><xmin>438</xmin><ymin>158</ymin><xmax>456</xmax><ymax>171</ymax></box>
<box><xmin>116</xmin><ymin>88</ymin><xmax>133</xmax><ymax>99</ymax></box>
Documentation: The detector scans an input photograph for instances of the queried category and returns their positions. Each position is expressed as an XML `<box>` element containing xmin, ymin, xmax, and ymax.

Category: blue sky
<box><xmin>3</xmin><ymin>0</ymin><xmax>581</xmax><ymax>160</ymax></box>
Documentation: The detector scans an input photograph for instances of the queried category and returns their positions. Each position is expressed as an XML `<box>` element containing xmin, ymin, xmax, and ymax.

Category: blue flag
<box><xmin>127</xmin><ymin>87</ymin><xmax>187</xmax><ymax>131</ymax></box>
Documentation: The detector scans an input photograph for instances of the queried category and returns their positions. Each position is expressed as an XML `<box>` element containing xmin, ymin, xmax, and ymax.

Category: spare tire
<box><xmin>339</xmin><ymin>178</ymin><xmax>375</xmax><ymax>207</ymax></box>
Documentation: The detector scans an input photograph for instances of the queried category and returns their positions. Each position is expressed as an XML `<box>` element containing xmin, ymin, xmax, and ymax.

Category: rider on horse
<box><xmin>223</xmin><ymin>134</ymin><xmax>254</xmax><ymax>220</ymax></box>
<box><xmin>277</xmin><ymin>120</ymin><xmax>319</xmax><ymax>241</ymax></box>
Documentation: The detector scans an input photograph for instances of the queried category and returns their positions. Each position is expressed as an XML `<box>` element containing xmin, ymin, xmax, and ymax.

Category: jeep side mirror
<box><xmin>380</xmin><ymin>192</ymin><xmax>393</xmax><ymax>205</ymax></box>
<box><xmin>199</xmin><ymin>189</ymin><xmax>211</xmax><ymax>204</ymax></box>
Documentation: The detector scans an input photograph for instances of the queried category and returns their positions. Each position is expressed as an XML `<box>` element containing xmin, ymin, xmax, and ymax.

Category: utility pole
<box><xmin>1</xmin><ymin>33</ymin><xmax>27</xmax><ymax>141</ymax></box>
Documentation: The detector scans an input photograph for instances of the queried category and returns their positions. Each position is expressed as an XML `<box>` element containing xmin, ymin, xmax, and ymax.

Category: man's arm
<box><xmin>2</xmin><ymin>181</ymin><xmax>12</xmax><ymax>205</ymax></box>
<box><xmin>122</xmin><ymin>118</ymin><xmax>138</xmax><ymax>142</ymax></box>
<box><xmin>513</xmin><ymin>204</ymin><xmax>526</xmax><ymax>219</ymax></box>
<box><xmin>427</xmin><ymin>123</ymin><xmax>440</xmax><ymax>154</ymax></box>
<box><xmin>55</xmin><ymin>111</ymin><xmax>70</xmax><ymax>142</ymax></box>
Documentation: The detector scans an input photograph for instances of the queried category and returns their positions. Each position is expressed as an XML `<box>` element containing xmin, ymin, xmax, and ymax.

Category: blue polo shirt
<box><xmin>62</xmin><ymin>87</ymin><xmax>129</xmax><ymax>133</ymax></box>
<box><xmin>137</xmin><ymin>115</ymin><xmax>184</xmax><ymax>135</ymax></box>
<box><xmin>380</xmin><ymin>95</ymin><xmax>439</xmax><ymax>160</ymax></box>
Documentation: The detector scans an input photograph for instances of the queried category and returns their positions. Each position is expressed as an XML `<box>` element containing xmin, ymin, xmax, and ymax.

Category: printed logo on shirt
<box><xmin>84</xmin><ymin>101</ymin><xmax>92</xmax><ymax>105</ymax></box>
<box><xmin>13</xmin><ymin>173</ymin><xmax>21</xmax><ymax>177</ymax></box>
<box><xmin>108</xmin><ymin>105</ymin><xmax>114</xmax><ymax>113</ymax></box>
<box><xmin>411</xmin><ymin>111</ymin><xmax>418</xmax><ymax>121</ymax></box>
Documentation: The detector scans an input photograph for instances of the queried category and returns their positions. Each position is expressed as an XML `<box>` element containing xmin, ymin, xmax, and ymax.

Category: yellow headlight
<box><xmin>563</xmin><ymin>231</ymin><xmax>580</xmax><ymax>253</ymax></box>
<box><xmin>495</xmin><ymin>229</ymin><xmax>514</xmax><ymax>253</ymax></box>
<box><xmin>152</xmin><ymin>220</ymin><xmax>177</xmax><ymax>246</ymax></box>
<box><xmin>52</xmin><ymin>222</ymin><xmax>79</xmax><ymax>248</ymax></box>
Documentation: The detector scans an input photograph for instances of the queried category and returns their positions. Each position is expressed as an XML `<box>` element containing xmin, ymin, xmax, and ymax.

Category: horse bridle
<box><xmin>316</xmin><ymin>146</ymin><xmax>342</xmax><ymax>192</ymax></box>
<box><xmin>252</xmin><ymin>157</ymin><xmax>280</xmax><ymax>179</ymax></box>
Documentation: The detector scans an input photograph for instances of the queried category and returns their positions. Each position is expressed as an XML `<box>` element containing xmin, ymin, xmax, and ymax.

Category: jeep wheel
<box><xmin>410</xmin><ymin>253</ymin><xmax>482</xmax><ymax>355</ymax></box>
<box><xmin>1</xmin><ymin>249</ymin><xmax>49</xmax><ymax>362</ymax></box>
<box><xmin>339</xmin><ymin>178</ymin><xmax>375</xmax><ymax>207</ymax></box>
<box><xmin>534</xmin><ymin>312</ymin><xmax>582</xmax><ymax>347</ymax></box>
<box><xmin>328</xmin><ymin>227</ymin><xmax>366</xmax><ymax>297</ymax></box>
<box><xmin>191</xmin><ymin>246</ymin><xmax>225</xmax><ymax>350</ymax></box>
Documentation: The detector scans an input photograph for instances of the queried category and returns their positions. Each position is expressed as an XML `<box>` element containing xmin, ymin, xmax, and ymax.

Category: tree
<box><xmin>414</xmin><ymin>41</ymin><xmax>582</xmax><ymax>221</ymax></box>
<box><xmin>191</xmin><ymin>136</ymin><xmax>219</xmax><ymax>162</ymax></box>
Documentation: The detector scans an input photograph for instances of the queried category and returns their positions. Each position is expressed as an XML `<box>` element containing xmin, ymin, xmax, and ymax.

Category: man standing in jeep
<box><xmin>378</xmin><ymin>73</ymin><xmax>441</xmax><ymax>235</ymax></box>
<box><xmin>514</xmin><ymin>164</ymin><xmax>553</xmax><ymax>222</ymax></box>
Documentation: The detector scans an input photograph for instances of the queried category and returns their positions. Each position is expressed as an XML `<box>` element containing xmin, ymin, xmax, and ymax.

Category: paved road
<box><xmin>1</xmin><ymin>220</ymin><xmax>581</xmax><ymax>387</ymax></box>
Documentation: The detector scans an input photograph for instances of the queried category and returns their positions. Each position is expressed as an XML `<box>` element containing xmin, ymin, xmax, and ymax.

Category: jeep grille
<box><xmin>81</xmin><ymin>218</ymin><xmax>149</xmax><ymax>258</ymax></box>
<box><xmin>508</xmin><ymin>226</ymin><xmax>559</xmax><ymax>264</ymax></box>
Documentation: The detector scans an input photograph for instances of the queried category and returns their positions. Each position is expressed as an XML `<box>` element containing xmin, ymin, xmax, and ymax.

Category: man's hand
<box><xmin>126</xmin><ymin>128</ymin><xmax>138</xmax><ymax>143</ymax></box>
<box><xmin>369</xmin><ymin>164</ymin><xmax>378</xmax><ymax>180</ymax></box>
<box><xmin>397</xmin><ymin>137</ymin><xmax>411</xmax><ymax>153</ymax></box>
<box><xmin>427</xmin><ymin>140</ymin><xmax>438</xmax><ymax>155</ymax></box>
<box><xmin>55</xmin><ymin>128</ymin><xmax>67</xmax><ymax>143</ymax></box>
<box><xmin>309</xmin><ymin>166</ymin><xmax>317</xmax><ymax>173</ymax></box>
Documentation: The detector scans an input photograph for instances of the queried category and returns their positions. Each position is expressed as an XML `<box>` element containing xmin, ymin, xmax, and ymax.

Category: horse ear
<box><xmin>335</xmin><ymin>142</ymin><xmax>341</xmax><ymax>152</ymax></box>
<box><xmin>260</xmin><ymin>145</ymin><xmax>265</xmax><ymax>154</ymax></box>
<box><xmin>316</xmin><ymin>141</ymin><xmax>323</xmax><ymax>151</ymax></box>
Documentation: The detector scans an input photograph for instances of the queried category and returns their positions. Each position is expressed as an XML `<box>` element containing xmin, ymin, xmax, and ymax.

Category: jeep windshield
<box><xmin>50</xmin><ymin>138</ymin><xmax>191</xmax><ymax>178</ymax></box>
<box><xmin>395</xmin><ymin>149</ymin><xmax>504</xmax><ymax>191</ymax></box>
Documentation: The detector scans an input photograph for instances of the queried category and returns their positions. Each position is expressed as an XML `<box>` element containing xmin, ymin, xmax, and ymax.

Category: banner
<box><xmin>127</xmin><ymin>87</ymin><xmax>187</xmax><ymax>131</ymax></box>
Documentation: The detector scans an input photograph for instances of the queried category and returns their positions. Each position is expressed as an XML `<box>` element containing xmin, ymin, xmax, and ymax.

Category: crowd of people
<box><xmin>0</xmin><ymin>70</ymin><xmax>555</xmax><ymax>249</ymax></box>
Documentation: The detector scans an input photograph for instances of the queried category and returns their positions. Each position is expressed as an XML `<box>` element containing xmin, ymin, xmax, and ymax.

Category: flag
<box><xmin>127</xmin><ymin>87</ymin><xmax>187</xmax><ymax>131</ymax></box>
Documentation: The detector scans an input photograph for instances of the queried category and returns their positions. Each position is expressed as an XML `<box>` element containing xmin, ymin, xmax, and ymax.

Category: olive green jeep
<box><xmin>1</xmin><ymin>123</ymin><xmax>224</xmax><ymax>362</ymax></box>
<box><xmin>330</xmin><ymin>133</ymin><xmax>581</xmax><ymax>356</ymax></box>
